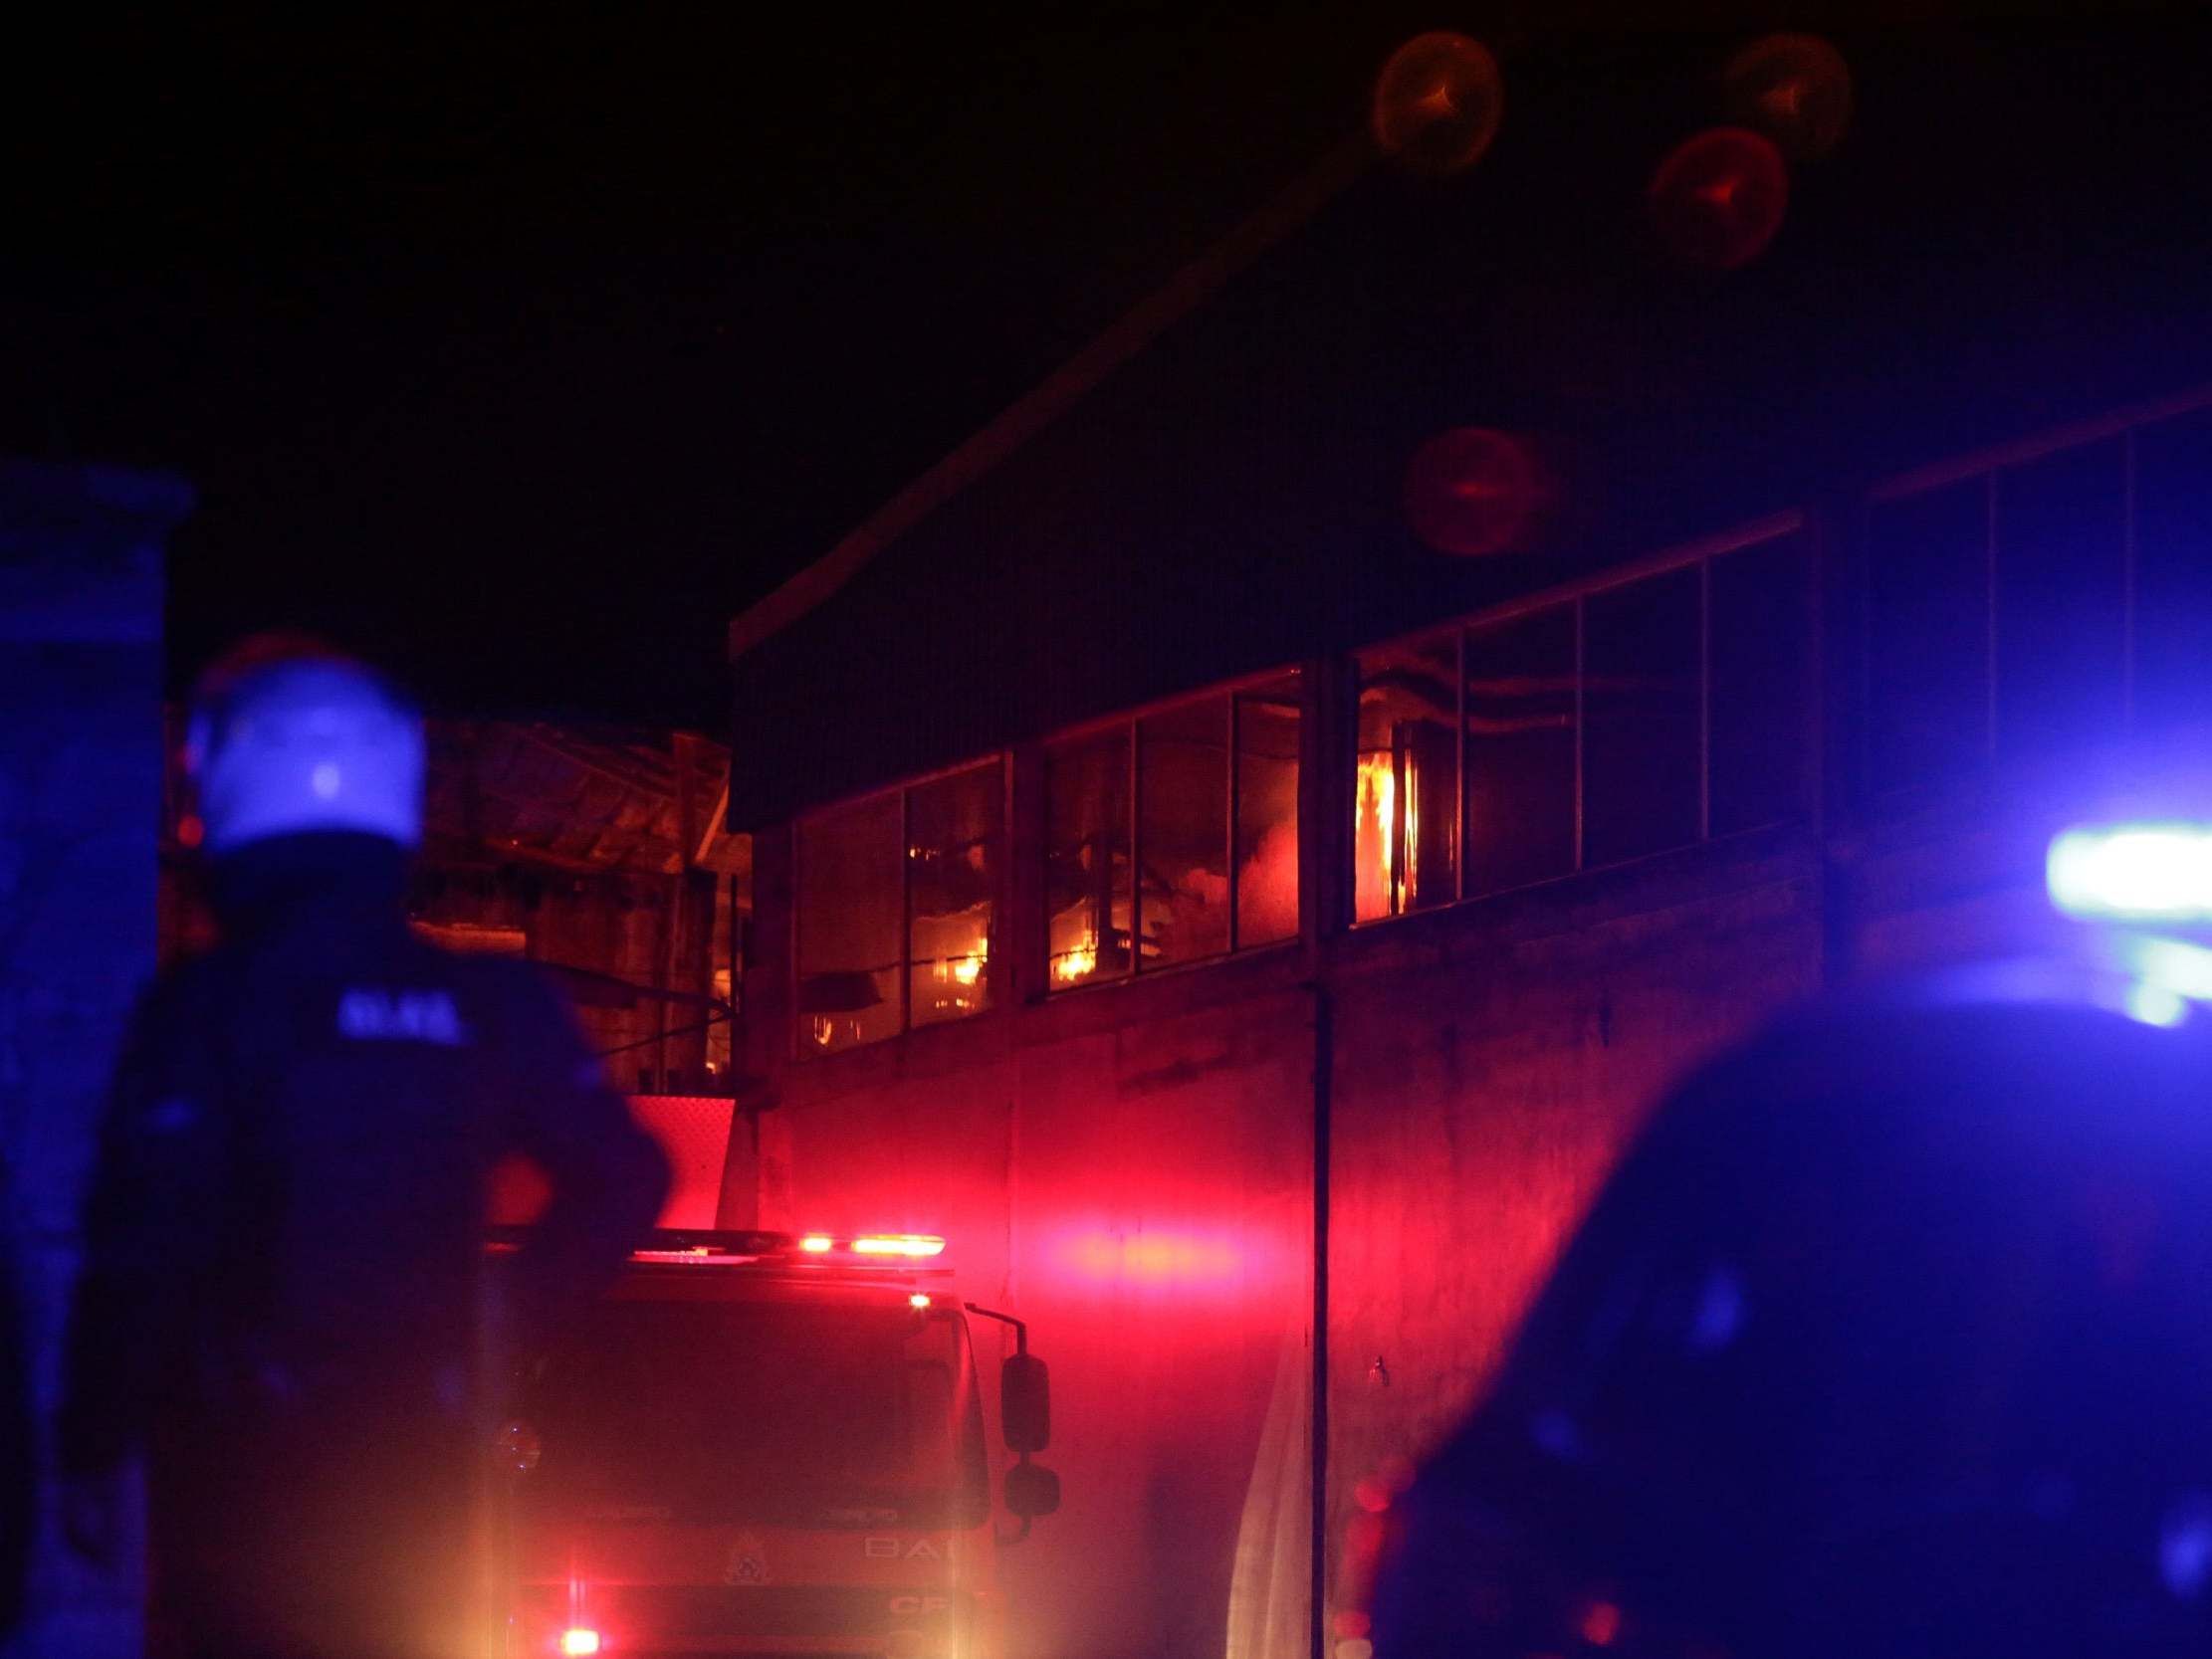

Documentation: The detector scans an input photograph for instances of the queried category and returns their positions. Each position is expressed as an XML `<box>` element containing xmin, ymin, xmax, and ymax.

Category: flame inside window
<box><xmin>1053</xmin><ymin>932</ymin><xmax>1099</xmax><ymax>983</ymax></box>
<box><xmin>1356</xmin><ymin>754</ymin><xmax>1396</xmax><ymax>922</ymax></box>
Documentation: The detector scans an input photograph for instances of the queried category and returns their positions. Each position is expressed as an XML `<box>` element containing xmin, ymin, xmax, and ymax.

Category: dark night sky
<box><xmin>4</xmin><ymin>3</ymin><xmax>2203</xmax><ymax>726</ymax></box>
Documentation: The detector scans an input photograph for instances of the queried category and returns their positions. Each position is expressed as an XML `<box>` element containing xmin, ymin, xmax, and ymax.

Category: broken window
<box><xmin>1709</xmin><ymin>536</ymin><xmax>1813</xmax><ymax>834</ymax></box>
<box><xmin>1464</xmin><ymin>606</ymin><xmax>1577</xmax><ymax>896</ymax></box>
<box><xmin>795</xmin><ymin>791</ymin><xmax>902</xmax><ymax>1055</ymax></box>
<box><xmin>1355</xmin><ymin>633</ymin><xmax>1460</xmax><ymax>921</ymax></box>
<box><xmin>909</xmin><ymin>763</ymin><xmax>1000</xmax><ymax>1028</ymax></box>
<box><xmin>1046</xmin><ymin>674</ymin><xmax>1302</xmax><ymax>987</ymax></box>
<box><xmin>1140</xmin><ymin>697</ymin><xmax>1231</xmax><ymax>968</ymax></box>
<box><xmin>795</xmin><ymin>760</ymin><xmax>1001</xmax><ymax>1054</ymax></box>
<box><xmin>1583</xmin><ymin>568</ymin><xmax>1700</xmax><ymax>867</ymax></box>
<box><xmin>1045</xmin><ymin>729</ymin><xmax>1133</xmax><ymax>987</ymax></box>
<box><xmin>1235</xmin><ymin>678</ymin><xmax>1302</xmax><ymax>949</ymax></box>
<box><xmin>1362</xmin><ymin>530</ymin><xmax>1809</xmax><ymax>919</ymax></box>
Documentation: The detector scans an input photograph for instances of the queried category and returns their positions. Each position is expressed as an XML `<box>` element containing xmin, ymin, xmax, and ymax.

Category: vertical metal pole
<box><xmin>1697</xmin><ymin>558</ymin><xmax>1713</xmax><ymax>842</ymax></box>
<box><xmin>2121</xmin><ymin>427</ymin><xmax>2139</xmax><ymax>731</ymax></box>
<box><xmin>1572</xmin><ymin>598</ymin><xmax>1587</xmax><ymax>873</ymax></box>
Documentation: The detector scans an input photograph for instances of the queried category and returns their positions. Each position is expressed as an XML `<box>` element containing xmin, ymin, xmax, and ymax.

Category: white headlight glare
<box><xmin>2047</xmin><ymin>824</ymin><xmax>2212</xmax><ymax>922</ymax></box>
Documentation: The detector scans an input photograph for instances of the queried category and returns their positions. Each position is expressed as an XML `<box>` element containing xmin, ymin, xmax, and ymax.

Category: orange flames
<box><xmin>1053</xmin><ymin>933</ymin><xmax>1098</xmax><ymax>983</ymax></box>
<box><xmin>1357</xmin><ymin>753</ymin><xmax>1396</xmax><ymax>920</ymax></box>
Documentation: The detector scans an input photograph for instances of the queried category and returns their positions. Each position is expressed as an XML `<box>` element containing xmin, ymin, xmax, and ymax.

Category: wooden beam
<box><xmin>693</xmin><ymin>775</ymin><xmax>730</xmax><ymax>870</ymax></box>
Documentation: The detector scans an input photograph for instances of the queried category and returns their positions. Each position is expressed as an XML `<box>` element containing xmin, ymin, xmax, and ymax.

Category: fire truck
<box><xmin>491</xmin><ymin>1228</ymin><xmax>1058</xmax><ymax>1659</ymax></box>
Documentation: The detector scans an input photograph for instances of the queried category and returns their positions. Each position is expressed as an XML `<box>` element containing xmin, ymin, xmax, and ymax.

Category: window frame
<box><xmin>1041</xmin><ymin>666</ymin><xmax>1306</xmax><ymax>992</ymax></box>
<box><xmin>791</xmin><ymin>753</ymin><xmax>1007</xmax><ymax>1058</ymax></box>
<box><xmin>1863</xmin><ymin>419</ymin><xmax>2162</xmax><ymax>795</ymax></box>
<box><xmin>1353</xmin><ymin>622</ymin><xmax>1464</xmax><ymax>921</ymax></box>
<box><xmin>1348</xmin><ymin>511</ymin><xmax>1808</xmax><ymax>928</ymax></box>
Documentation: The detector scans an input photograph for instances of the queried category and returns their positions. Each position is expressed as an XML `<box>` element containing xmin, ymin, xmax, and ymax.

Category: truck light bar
<box><xmin>603</xmin><ymin>1228</ymin><xmax>950</xmax><ymax>1264</ymax></box>
<box><xmin>794</xmin><ymin>1232</ymin><xmax>946</xmax><ymax>1258</ymax></box>
<box><xmin>620</xmin><ymin>1228</ymin><xmax>788</xmax><ymax>1260</ymax></box>
<box><xmin>2049</xmin><ymin>823</ymin><xmax>2212</xmax><ymax>922</ymax></box>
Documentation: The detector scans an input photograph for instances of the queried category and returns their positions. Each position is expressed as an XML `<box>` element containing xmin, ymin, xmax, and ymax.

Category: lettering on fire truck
<box><xmin>865</xmin><ymin>1537</ymin><xmax>947</xmax><ymax>1560</ymax></box>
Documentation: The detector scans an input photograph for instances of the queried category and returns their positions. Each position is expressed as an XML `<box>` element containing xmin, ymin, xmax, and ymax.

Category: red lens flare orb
<box><xmin>1646</xmin><ymin>126</ymin><xmax>1789</xmax><ymax>272</ymax></box>
<box><xmin>1725</xmin><ymin>33</ymin><xmax>1853</xmax><ymax>161</ymax></box>
<box><xmin>1403</xmin><ymin>427</ymin><xmax>1545</xmax><ymax>557</ymax></box>
<box><xmin>1373</xmin><ymin>32</ymin><xmax>1503</xmax><ymax>178</ymax></box>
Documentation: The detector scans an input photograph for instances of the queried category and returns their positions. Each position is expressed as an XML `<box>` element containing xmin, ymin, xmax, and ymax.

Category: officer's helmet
<box><xmin>186</xmin><ymin>635</ymin><xmax>425</xmax><ymax>853</ymax></box>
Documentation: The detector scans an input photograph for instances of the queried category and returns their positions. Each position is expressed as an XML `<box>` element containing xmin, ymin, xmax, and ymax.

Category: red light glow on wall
<box><xmin>1055</xmin><ymin>1229</ymin><xmax>1245</xmax><ymax>1287</ymax></box>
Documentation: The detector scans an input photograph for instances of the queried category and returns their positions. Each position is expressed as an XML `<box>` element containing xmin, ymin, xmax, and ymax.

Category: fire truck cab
<box><xmin>496</xmin><ymin>1229</ymin><xmax>1057</xmax><ymax>1659</ymax></box>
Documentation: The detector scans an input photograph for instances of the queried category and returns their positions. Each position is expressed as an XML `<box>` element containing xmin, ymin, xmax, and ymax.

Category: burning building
<box><xmin>716</xmin><ymin>49</ymin><xmax>2212</xmax><ymax>1657</ymax></box>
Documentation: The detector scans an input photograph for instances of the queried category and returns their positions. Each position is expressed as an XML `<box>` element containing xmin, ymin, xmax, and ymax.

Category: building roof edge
<box><xmin>726</xmin><ymin>132</ymin><xmax>1372</xmax><ymax>664</ymax></box>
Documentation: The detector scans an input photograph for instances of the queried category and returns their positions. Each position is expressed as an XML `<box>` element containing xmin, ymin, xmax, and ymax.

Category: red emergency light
<box><xmin>793</xmin><ymin>1231</ymin><xmax>946</xmax><ymax>1259</ymax></box>
<box><xmin>605</xmin><ymin>1228</ymin><xmax>948</xmax><ymax>1264</ymax></box>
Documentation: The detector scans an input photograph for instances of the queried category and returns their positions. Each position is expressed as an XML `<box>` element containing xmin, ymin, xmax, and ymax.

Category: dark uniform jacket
<box><xmin>59</xmin><ymin>833</ymin><xmax>670</xmax><ymax>1659</ymax></box>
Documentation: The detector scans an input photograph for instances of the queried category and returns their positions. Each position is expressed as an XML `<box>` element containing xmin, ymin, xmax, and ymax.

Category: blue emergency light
<box><xmin>2047</xmin><ymin>823</ymin><xmax>2212</xmax><ymax>923</ymax></box>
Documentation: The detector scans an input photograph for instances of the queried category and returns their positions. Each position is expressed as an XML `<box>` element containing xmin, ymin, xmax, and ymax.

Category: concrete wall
<box><xmin>740</xmin><ymin>811</ymin><xmax>1848</xmax><ymax>1659</ymax></box>
<box><xmin>1321</xmin><ymin>828</ymin><xmax>1826</xmax><ymax>1627</ymax></box>
<box><xmin>0</xmin><ymin>461</ymin><xmax>188</xmax><ymax>1659</ymax></box>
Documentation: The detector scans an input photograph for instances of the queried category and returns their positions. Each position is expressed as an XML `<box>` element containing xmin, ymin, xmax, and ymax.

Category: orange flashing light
<box><xmin>852</xmin><ymin>1235</ymin><xmax>947</xmax><ymax>1258</ymax></box>
<box><xmin>909</xmin><ymin>1293</ymin><xmax>933</xmax><ymax>1309</ymax></box>
<box><xmin>799</xmin><ymin>1235</ymin><xmax>834</xmax><ymax>1253</ymax></box>
<box><xmin>560</xmin><ymin>1630</ymin><xmax>601</xmax><ymax>1657</ymax></box>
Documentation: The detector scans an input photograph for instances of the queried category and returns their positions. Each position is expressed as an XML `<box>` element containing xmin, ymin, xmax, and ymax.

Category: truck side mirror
<box><xmin>1001</xmin><ymin>1351</ymin><xmax>1050</xmax><ymax>1453</ymax></box>
<box><xmin>1003</xmin><ymin>1459</ymin><xmax>1060</xmax><ymax>1521</ymax></box>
